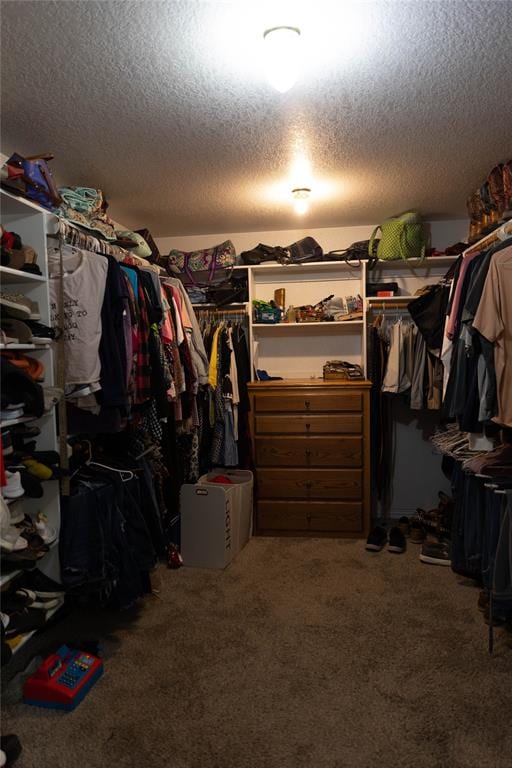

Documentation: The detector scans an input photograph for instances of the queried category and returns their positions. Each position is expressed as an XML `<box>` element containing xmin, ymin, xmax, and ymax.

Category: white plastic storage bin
<box><xmin>198</xmin><ymin>470</ymin><xmax>254</xmax><ymax>552</ymax></box>
<box><xmin>180</xmin><ymin>484</ymin><xmax>238</xmax><ymax>569</ymax></box>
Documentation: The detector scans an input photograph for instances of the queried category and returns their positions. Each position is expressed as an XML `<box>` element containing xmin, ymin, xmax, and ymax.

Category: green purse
<box><xmin>369</xmin><ymin>211</ymin><xmax>427</xmax><ymax>262</ymax></box>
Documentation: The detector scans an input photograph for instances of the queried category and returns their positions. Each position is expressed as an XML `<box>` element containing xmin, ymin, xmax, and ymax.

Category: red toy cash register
<box><xmin>23</xmin><ymin>645</ymin><xmax>103</xmax><ymax>711</ymax></box>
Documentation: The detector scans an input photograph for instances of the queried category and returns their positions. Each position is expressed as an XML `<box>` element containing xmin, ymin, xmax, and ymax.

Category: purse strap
<box><xmin>368</xmin><ymin>226</ymin><xmax>381</xmax><ymax>259</ymax></box>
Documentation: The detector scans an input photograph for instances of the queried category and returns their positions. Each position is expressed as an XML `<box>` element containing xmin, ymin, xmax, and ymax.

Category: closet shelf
<box><xmin>372</xmin><ymin>256</ymin><xmax>458</xmax><ymax>269</ymax></box>
<box><xmin>0</xmin><ymin>343</ymin><xmax>36</xmax><ymax>350</ymax></box>
<box><xmin>240</xmin><ymin>261</ymin><xmax>361</xmax><ymax>275</ymax></box>
<box><xmin>0</xmin><ymin>266</ymin><xmax>46</xmax><ymax>284</ymax></box>
<box><xmin>252</xmin><ymin>320</ymin><xmax>364</xmax><ymax>330</ymax></box>
<box><xmin>0</xmin><ymin>415</ymin><xmax>40</xmax><ymax>429</ymax></box>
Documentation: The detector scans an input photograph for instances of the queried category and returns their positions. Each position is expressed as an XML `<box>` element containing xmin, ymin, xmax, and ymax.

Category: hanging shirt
<box><xmin>48</xmin><ymin>246</ymin><xmax>108</xmax><ymax>386</ymax></box>
<box><xmin>473</xmin><ymin>245</ymin><xmax>512</xmax><ymax>427</ymax></box>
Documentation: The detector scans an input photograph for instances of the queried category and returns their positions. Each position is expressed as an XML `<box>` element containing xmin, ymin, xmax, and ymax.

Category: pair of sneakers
<box><xmin>366</xmin><ymin>525</ymin><xmax>406</xmax><ymax>554</ymax></box>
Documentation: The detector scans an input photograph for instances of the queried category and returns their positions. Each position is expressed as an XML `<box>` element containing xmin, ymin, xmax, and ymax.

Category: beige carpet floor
<box><xmin>2</xmin><ymin>537</ymin><xmax>512</xmax><ymax>768</ymax></box>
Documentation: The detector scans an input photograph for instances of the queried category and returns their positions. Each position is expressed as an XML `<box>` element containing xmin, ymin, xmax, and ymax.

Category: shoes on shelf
<box><xmin>0</xmin><ymin>408</ymin><xmax>25</xmax><ymax>422</ymax></box>
<box><xmin>43</xmin><ymin>386</ymin><xmax>63</xmax><ymax>412</ymax></box>
<box><xmin>34</xmin><ymin>512</ymin><xmax>57</xmax><ymax>545</ymax></box>
<box><xmin>2</xmin><ymin>471</ymin><xmax>24</xmax><ymax>499</ymax></box>
<box><xmin>388</xmin><ymin>526</ymin><xmax>406</xmax><ymax>554</ymax></box>
<box><xmin>0</xmin><ymin>318</ymin><xmax>32</xmax><ymax>345</ymax></box>
<box><xmin>2</xmin><ymin>431</ymin><xmax>13</xmax><ymax>456</ymax></box>
<box><xmin>419</xmin><ymin>540</ymin><xmax>451</xmax><ymax>566</ymax></box>
<box><xmin>365</xmin><ymin>525</ymin><xmax>387</xmax><ymax>552</ymax></box>
<box><xmin>24</xmin><ymin>320</ymin><xmax>56</xmax><ymax>344</ymax></box>
<box><xmin>0</xmin><ymin>352</ymin><xmax>44</xmax><ymax>382</ymax></box>
<box><xmin>5</xmin><ymin>467</ymin><xmax>43</xmax><ymax>498</ymax></box>
<box><xmin>18</xmin><ymin>569</ymin><xmax>65</xmax><ymax>599</ymax></box>
<box><xmin>1</xmin><ymin>606</ymin><xmax>47</xmax><ymax>638</ymax></box>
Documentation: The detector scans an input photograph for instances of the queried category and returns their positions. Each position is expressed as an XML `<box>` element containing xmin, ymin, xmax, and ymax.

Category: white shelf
<box><xmin>0</xmin><ymin>414</ymin><xmax>40</xmax><ymax>429</ymax></box>
<box><xmin>253</xmin><ymin>320</ymin><xmax>364</xmax><ymax>329</ymax></box>
<box><xmin>0</xmin><ymin>266</ymin><xmax>46</xmax><ymax>284</ymax></box>
<box><xmin>0</xmin><ymin>343</ymin><xmax>36</xmax><ymax>350</ymax></box>
<box><xmin>372</xmin><ymin>256</ymin><xmax>458</xmax><ymax>268</ymax></box>
<box><xmin>243</xmin><ymin>260</ymin><xmax>361</xmax><ymax>275</ymax></box>
<box><xmin>366</xmin><ymin>296</ymin><xmax>413</xmax><ymax>302</ymax></box>
<box><xmin>0</xmin><ymin>188</ymin><xmax>53</xmax><ymax>216</ymax></box>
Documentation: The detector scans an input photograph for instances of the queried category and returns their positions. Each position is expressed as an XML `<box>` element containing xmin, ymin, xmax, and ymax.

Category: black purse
<box><xmin>325</xmin><ymin>239</ymin><xmax>380</xmax><ymax>268</ymax></box>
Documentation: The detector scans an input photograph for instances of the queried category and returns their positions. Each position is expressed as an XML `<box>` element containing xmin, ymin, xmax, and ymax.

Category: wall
<box><xmin>156</xmin><ymin>219</ymin><xmax>466</xmax><ymax>521</ymax></box>
<box><xmin>156</xmin><ymin>219</ymin><xmax>468</xmax><ymax>255</ymax></box>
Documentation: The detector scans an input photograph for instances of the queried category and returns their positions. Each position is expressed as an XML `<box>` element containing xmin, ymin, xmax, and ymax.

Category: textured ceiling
<box><xmin>1</xmin><ymin>0</ymin><xmax>511</xmax><ymax>237</ymax></box>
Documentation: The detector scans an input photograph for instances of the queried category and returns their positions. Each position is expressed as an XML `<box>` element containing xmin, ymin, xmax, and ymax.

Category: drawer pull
<box><xmin>305</xmin><ymin>423</ymin><xmax>311</xmax><ymax>431</ymax></box>
<box><xmin>305</xmin><ymin>449</ymin><xmax>311</xmax><ymax>458</ymax></box>
<box><xmin>304</xmin><ymin>481</ymin><xmax>313</xmax><ymax>489</ymax></box>
<box><xmin>305</xmin><ymin>400</ymin><xmax>311</xmax><ymax>410</ymax></box>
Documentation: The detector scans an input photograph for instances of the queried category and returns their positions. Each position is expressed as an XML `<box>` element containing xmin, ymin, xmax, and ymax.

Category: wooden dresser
<box><xmin>248</xmin><ymin>379</ymin><xmax>371</xmax><ymax>538</ymax></box>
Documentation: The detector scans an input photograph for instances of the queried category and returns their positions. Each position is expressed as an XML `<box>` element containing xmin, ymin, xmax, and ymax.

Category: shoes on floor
<box><xmin>409</xmin><ymin>519</ymin><xmax>425</xmax><ymax>544</ymax></box>
<box><xmin>365</xmin><ymin>526</ymin><xmax>387</xmax><ymax>551</ymax></box>
<box><xmin>397</xmin><ymin>516</ymin><xmax>410</xmax><ymax>536</ymax></box>
<box><xmin>419</xmin><ymin>540</ymin><xmax>451</xmax><ymax>566</ymax></box>
<box><xmin>388</xmin><ymin>526</ymin><xmax>406</xmax><ymax>554</ymax></box>
<box><xmin>0</xmin><ymin>734</ymin><xmax>22</xmax><ymax>767</ymax></box>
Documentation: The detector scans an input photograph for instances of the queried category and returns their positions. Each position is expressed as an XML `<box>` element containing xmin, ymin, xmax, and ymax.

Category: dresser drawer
<box><xmin>255</xmin><ymin>436</ymin><xmax>362</xmax><ymax>467</ymax></box>
<box><xmin>257</xmin><ymin>501</ymin><xmax>363</xmax><ymax>533</ymax></box>
<box><xmin>253</xmin><ymin>390</ymin><xmax>362</xmax><ymax>414</ymax></box>
<box><xmin>257</xmin><ymin>469</ymin><xmax>362</xmax><ymax>500</ymax></box>
<box><xmin>255</xmin><ymin>414</ymin><xmax>362</xmax><ymax>435</ymax></box>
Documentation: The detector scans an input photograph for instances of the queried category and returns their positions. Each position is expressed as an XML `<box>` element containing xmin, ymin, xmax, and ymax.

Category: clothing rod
<box><xmin>464</xmin><ymin>219</ymin><xmax>512</xmax><ymax>256</ymax></box>
<box><xmin>194</xmin><ymin>306</ymin><xmax>247</xmax><ymax>314</ymax></box>
<box><xmin>366</xmin><ymin>303</ymin><xmax>411</xmax><ymax>310</ymax></box>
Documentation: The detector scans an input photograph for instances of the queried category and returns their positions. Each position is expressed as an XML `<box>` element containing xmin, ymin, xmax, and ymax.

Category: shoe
<box><xmin>365</xmin><ymin>526</ymin><xmax>387</xmax><ymax>551</ymax></box>
<box><xmin>409</xmin><ymin>519</ymin><xmax>425</xmax><ymax>543</ymax></box>
<box><xmin>388</xmin><ymin>526</ymin><xmax>406</xmax><ymax>553</ymax></box>
<box><xmin>0</xmin><ymin>352</ymin><xmax>44</xmax><ymax>382</ymax></box>
<box><xmin>7</xmin><ymin>498</ymin><xmax>25</xmax><ymax>525</ymax></box>
<box><xmin>5</xmin><ymin>468</ymin><xmax>42</xmax><ymax>499</ymax></box>
<box><xmin>0</xmin><ymin>588</ymin><xmax>36</xmax><ymax>613</ymax></box>
<box><xmin>0</xmin><ymin>734</ymin><xmax>22</xmax><ymax>766</ymax></box>
<box><xmin>2</xmin><ymin>607</ymin><xmax>46</xmax><ymax>637</ymax></box>
<box><xmin>2</xmin><ymin>471</ymin><xmax>24</xmax><ymax>499</ymax></box>
<box><xmin>419</xmin><ymin>540</ymin><xmax>451</xmax><ymax>566</ymax></box>
<box><xmin>19</xmin><ymin>570</ymin><xmax>65</xmax><ymax>599</ymax></box>
<box><xmin>20</xmin><ymin>457</ymin><xmax>53</xmax><ymax>481</ymax></box>
<box><xmin>0</xmin><ymin>319</ymin><xmax>32</xmax><ymax>345</ymax></box>
<box><xmin>397</xmin><ymin>515</ymin><xmax>410</xmax><ymax>536</ymax></box>
<box><xmin>478</xmin><ymin>590</ymin><xmax>489</xmax><ymax>613</ymax></box>
<box><xmin>34</xmin><ymin>512</ymin><xmax>57</xmax><ymax>544</ymax></box>
<box><xmin>10</xmin><ymin>423</ymin><xmax>40</xmax><ymax>440</ymax></box>
<box><xmin>43</xmin><ymin>386</ymin><xmax>63</xmax><ymax>412</ymax></box>
<box><xmin>24</xmin><ymin>320</ymin><xmax>56</xmax><ymax>343</ymax></box>
<box><xmin>0</xmin><ymin>293</ymin><xmax>40</xmax><ymax>320</ymax></box>
<box><xmin>2</xmin><ymin>431</ymin><xmax>13</xmax><ymax>456</ymax></box>
<box><xmin>0</xmin><ymin>408</ymin><xmax>24</xmax><ymax>422</ymax></box>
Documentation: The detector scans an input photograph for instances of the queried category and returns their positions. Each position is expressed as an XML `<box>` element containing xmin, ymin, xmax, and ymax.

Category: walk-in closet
<box><xmin>1</xmin><ymin>2</ymin><xmax>511</xmax><ymax>768</ymax></box>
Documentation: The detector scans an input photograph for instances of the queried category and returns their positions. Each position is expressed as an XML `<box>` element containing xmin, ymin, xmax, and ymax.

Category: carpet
<box><xmin>2</xmin><ymin>538</ymin><xmax>511</xmax><ymax>768</ymax></box>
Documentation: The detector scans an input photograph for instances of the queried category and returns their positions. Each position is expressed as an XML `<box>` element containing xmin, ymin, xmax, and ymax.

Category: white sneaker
<box><xmin>35</xmin><ymin>512</ymin><xmax>57</xmax><ymax>545</ymax></box>
<box><xmin>3</xmin><ymin>470</ymin><xmax>24</xmax><ymax>499</ymax></box>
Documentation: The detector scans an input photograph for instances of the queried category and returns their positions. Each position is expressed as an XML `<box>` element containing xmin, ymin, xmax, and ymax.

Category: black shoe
<box><xmin>365</xmin><ymin>526</ymin><xmax>387</xmax><ymax>551</ymax></box>
<box><xmin>1</xmin><ymin>734</ymin><xmax>22</xmax><ymax>766</ymax></box>
<box><xmin>388</xmin><ymin>526</ymin><xmax>406</xmax><ymax>554</ymax></box>
<box><xmin>19</xmin><ymin>570</ymin><xmax>65</xmax><ymax>599</ymax></box>
<box><xmin>419</xmin><ymin>540</ymin><xmax>451</xmax><ymax>566</ymax></box>
<box><xmin>397</xmin><ymin>516</ymin><xmax>410</xmax><ymax>536</ymax></box>
<box><xmin>3</xmin><ymin>607</ymin><xmax>46</xmax><ymax>637</ymax></box>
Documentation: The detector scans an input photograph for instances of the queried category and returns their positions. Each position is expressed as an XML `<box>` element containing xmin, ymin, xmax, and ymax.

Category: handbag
<box><xmin>281</xmin><ymin>236</ymin><xmax>323</xmax><ymax>264</ymax></box>
<box><xmin>2</xmin><ymin>153</ymin><xmax>62</xmax><ymax>210</ymax></box>
<box><xmin>166</xmin><ymin>240</ymin><xmax>236</xmax><ymax>288</ymax></box>
<box><xmin>325</xmin><ymin>239</ymin><xmax>379</xmax><ymax>268</ymax></box>
<box><xmin>240</xmin><ymin>243</ymin><xmax>288</xmax><ymax>265</ymax></box>
<box><xmin>369</xmin><ymin>211</ymin><xmax>427</xmax><ymax>262</ymax></box>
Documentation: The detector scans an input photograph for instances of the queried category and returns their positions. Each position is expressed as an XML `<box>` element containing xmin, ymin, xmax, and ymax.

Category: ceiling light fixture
<box><xmin>292</xmin><ymin>187</ymin><xmax>311</xmax><ymax>215</ymax></box>
<box><xmin>263</xmin><ymin>26</ymin><xmax>301</xmax><ymax>93</ymax></box>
